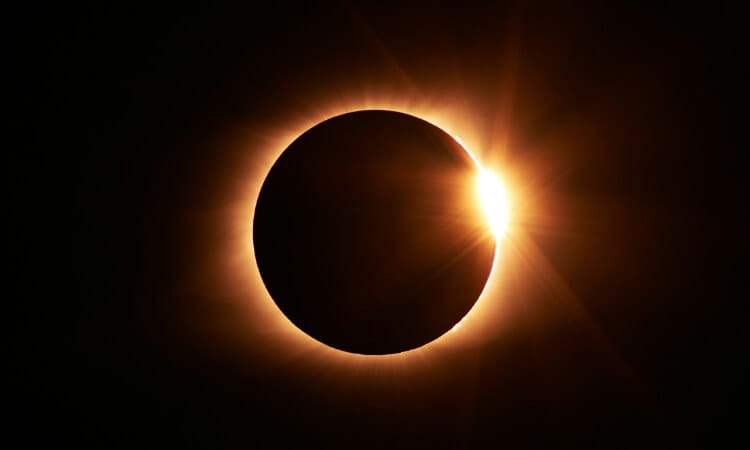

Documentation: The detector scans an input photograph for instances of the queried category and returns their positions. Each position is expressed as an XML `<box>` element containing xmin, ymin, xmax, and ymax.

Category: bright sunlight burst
<box><xmin>477</xmin><ymin>169</ymin><xmax>510</xmax><ymax>239</ymax></box>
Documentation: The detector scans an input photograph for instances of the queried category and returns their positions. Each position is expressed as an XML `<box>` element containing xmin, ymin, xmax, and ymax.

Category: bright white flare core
<box><xmin>477</xmin><ymin>169</ymin><xmax>510</xmax><ymax>238</ymax></box>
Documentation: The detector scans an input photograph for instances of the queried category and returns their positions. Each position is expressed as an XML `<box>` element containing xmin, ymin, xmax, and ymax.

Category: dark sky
<box><xmin>33</xmin><ymin>2</ymin><xmax>746</xmax><ymax>448</ymax></box>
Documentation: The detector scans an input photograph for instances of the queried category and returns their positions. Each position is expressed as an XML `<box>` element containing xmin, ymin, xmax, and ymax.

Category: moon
<box><xmin>253</xmin><ymin>110</ymin><xmax>497</xmax><ymax>355</ymax></box>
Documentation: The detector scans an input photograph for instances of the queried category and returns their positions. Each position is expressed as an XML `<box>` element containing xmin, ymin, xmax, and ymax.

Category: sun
<box><xmin>476</xmin><ymin>168</ymin><xmax>511</xmax><ymax>239</ymax></box>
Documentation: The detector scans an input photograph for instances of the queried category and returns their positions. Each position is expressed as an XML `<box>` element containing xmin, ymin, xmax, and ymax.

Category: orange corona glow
<box><xmin>221</xmin><ymin>92</ymin><xmax>529</xmax><ymax>372</ymax></box>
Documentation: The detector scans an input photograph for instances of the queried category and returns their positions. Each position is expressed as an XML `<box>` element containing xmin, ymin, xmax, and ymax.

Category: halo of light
<box><xmin>224</xmin><ymin>97</ymin><xmax>520</xmax><ymax>370</ymax></box>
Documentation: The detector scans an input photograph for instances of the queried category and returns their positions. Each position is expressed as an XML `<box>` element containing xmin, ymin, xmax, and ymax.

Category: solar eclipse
<box><xmin>253</xmin><ymin>110</ymin><xmax>508</xmax><ymax>354</ymax></box>
<box><xmin>66</xmin><ymin>5</ymin><xmax>738</xmax><ymax>447</ymax></box>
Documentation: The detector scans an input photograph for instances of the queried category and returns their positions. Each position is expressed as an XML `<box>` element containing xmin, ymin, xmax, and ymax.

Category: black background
<box><xmin>28</xmin><ymin>2</ymin><xmax>746</xmax><ymax>448</ymax></box>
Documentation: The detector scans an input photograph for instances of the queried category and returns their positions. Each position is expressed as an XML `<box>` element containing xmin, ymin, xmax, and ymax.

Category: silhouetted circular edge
<box><xmin>252</xmin><ymin>109</ymin><xmax>497</xmax><ymax>355</ymax></box>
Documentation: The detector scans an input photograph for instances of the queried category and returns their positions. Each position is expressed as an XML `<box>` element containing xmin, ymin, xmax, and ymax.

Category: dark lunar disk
<box><xmin>253</xmin><ymin>110</ymin><xmax>496</xmax><ymax>354</ymax></box>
